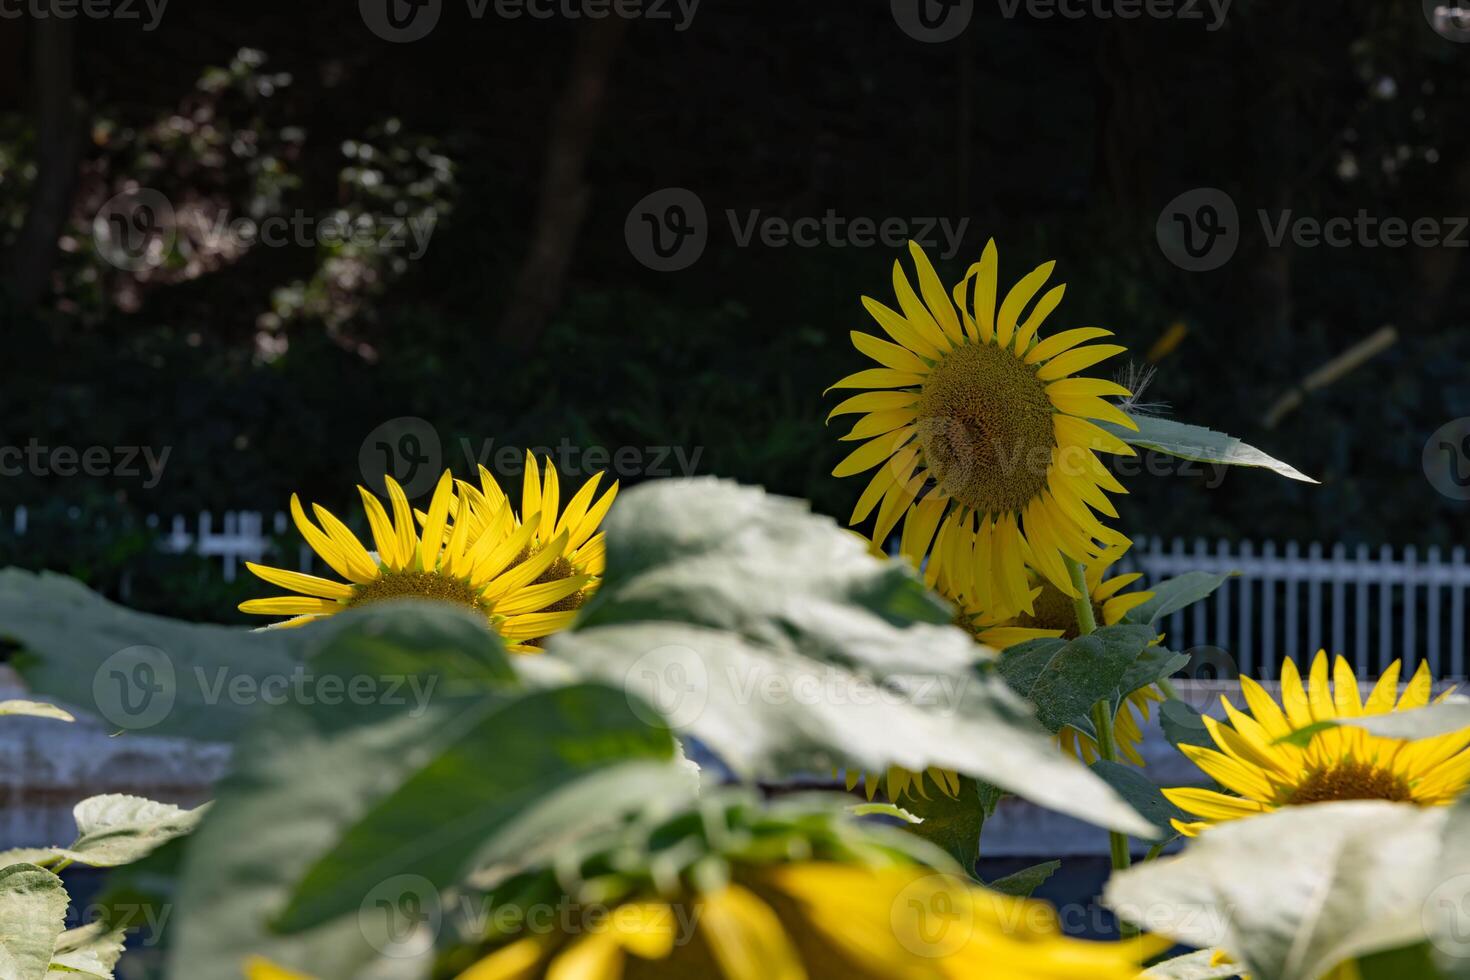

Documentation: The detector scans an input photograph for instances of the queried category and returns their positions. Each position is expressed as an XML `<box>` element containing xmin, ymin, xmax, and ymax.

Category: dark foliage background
<box><xmin>1</xmin><ymin>0</ymin><xmax>1468</xmax><ymax>621</ymax></box>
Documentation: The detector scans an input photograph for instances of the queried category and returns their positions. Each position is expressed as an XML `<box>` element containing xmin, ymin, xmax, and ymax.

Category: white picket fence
<box><xmin>5</xmin><ymin>507</ymin><xmax>1468</xmax><ymax>680</ymax></box>
<box><xmin>1122</xmin><ymin>536</ymin><xmax>1470</xmax><ymax>682</ymax></box>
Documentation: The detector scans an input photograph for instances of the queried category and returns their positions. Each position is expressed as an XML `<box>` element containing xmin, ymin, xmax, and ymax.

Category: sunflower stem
<box><xmin>1063</xmin><ymin>554</ymin><xmax>1136</xmax><ymax>936</ymax></box>
<box><xmin>1064</xmin><ymin>556</ymin><xmax>1098</xmax><ymax>636</ymax></box>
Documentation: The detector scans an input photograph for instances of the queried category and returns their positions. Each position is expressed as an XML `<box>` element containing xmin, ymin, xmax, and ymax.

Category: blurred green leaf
<box><xmin>550</xmin><ymin>479</ymin><xmax>1157</xmax><ymax>839</ymax></box>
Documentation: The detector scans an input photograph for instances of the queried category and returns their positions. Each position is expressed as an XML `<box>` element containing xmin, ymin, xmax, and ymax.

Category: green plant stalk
<box><xmin>1063</xmin><ymin>555</ymin><xmax>1137</xmax><ymax>937</ymax></box>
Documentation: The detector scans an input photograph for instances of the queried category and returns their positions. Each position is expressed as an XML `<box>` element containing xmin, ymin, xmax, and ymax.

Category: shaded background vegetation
<box><xmin>2</xmin><ymin>0</ymin><xmax>1468</xmax><ymax>621</ymax></box>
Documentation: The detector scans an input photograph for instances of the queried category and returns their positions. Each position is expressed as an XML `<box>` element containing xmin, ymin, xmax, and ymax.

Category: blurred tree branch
<box><xmin>495</xmin><ymin>15</ymin><xmax>628</xmax><ymax>352</ymax></box>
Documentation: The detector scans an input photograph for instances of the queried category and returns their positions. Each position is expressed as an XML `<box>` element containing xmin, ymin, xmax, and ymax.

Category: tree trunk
<box><xmin>5</xmin><ymin>17</ymin><xmax>84</xmax><ymax>309</ymax></box>
<box><xmin>495</xmin><ymin>16</ymin><xmax>629</xmax><ymax>351</ymax></box>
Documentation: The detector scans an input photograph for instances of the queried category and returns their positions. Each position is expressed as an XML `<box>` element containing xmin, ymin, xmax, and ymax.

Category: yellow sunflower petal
<box><xmin>456</xmin><ymin>937</ymin><xmax>545</xmax><ymax>980</ymax></box>
<box><xmin>243</xmin><ymin>562</ymin><xmax>354</xmax><ymax>601</ymax></box>
<box><xmin>1013</xmin><ymin>283</ymin><xmax>1065</xmax><ymax>353</ymax></box>
<box><xmin>1161</xmin><ymin>787</ymin><xmax>1271</xmax><ymax>821</ymax></box>
<box><xmin>826</xmin><ymin>390</ymin><xmax>921</xmax><ymax>422</ymax></box>
<box><xmin>1036</xmin><ymin>344</ymin><xmax>1127</xmax><ymax>382</ymax></box>
<box><xmin>239</xmin><ymin>596</ymin><xmax>342</xmax><ymax>616</ymax></box>
<box><xmin>995</xmin><ymin>259</ymin><xmax>1055</xmax><ymax>349</ymax></box>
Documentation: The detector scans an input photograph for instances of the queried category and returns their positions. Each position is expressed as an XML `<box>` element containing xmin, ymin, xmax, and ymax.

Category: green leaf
<box><xmin>998</xmin><ymin>624</ymin><xmax>1156</xmax><ymax>733</ymax></box>
<box><xmin>1159</xmin><ymin>699</ymin><xmax>1212</xmax><ymax>750</ymax></box>
<box><xmin>1275</xmin><ymin>701</ymin><xmax>1470</xmax><ymax>747</ymax></box>
<box><xmin>0</xmin><ymin>863</ymin><xmax>68</xmax><ymax>980</ymax></box>
<box><xmin>1274</xmin><ymin>720</ymin><xmax>1341</xmax><ymax>748</ymax></box>
<box><xmin>274</xmin><ymin>687</ymin><xmax>686</xmax><ymax>932</ymax></box>
<box><xmin>549</xmin><ymin>479</ymin><xmax>1157</xmax><ymax>839</ymax></box>
<box><xmin>1</xmin><ymin>572</ymin><xmax>514</xmax><ymax>741</ymax></box>
<box><xmin>48</xmin><ymin>922</ymin><xmax>126</xmax><ymax>978</ymax></box>
<box><xmin>34</xmin><ymin>795</ymin><xmax>206</xmax><ymax>869</ymax></box>
<box><xmin>985</xmin><ymin>860</ymin><xmax>1060</xmax><ymax>898</ymax></box>
<box><xmin>90</xmin><ymin>835</ymin><xmax>184</xmax><ymax>950</ymax></box>
<box><xmin>1103</xmin><ymin>414</ymin><xmax>1318</xmax><ymax>483</ymax></box>
<box><xmin>1124</xmin><ymin>573</ymin><xmax>1234</xmax><ymax>628</ymax></box>
<box><xmin>1341</xmin><ymin>700</ymin><xmax>1470</xmax><ymax>740</ymax></box>
<box><xmin>900</xmin><ymin>776</ymin><xmax>985</xmax><ymax>875</ymax></box>
<box><xmin>0</xmin><ymin>701</ymin><xmax>73</xmax><ymax>723</ymax></box>
<box><xmin>1141</xmin><ymin>949</ymin><xmax>1245</xmax><ymax>979</ymax></box>
<box><xmin>1105</xmin><ymin>801</ymin><xmax>1447</xmax><ymax>980</ymax></box>
<box><xmin>1431</xmin><ymin>797</ymin><xmax>1470</xmax><ymax>980</ymax></box>
<box><xmin>0</xmin><ymin>569</ymin><xmax>300</xmax><ymax>740</ymax></box>
<box><xmin>1114</xmin><ymin>648</ymin><xmax>1190</xmax><ymax>718</ymax></box>
<box><xmin>1089</xmin><ymin>760</ymin><xmax>1190</xmax><ymax>834</ymax></box>
<box><xmin>168</xmin><ymin>604</ymin><xmax>691</xmax><ymax>980</ymax></box>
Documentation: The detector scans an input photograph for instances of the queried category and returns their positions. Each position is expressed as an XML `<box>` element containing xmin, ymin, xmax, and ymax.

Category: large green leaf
<box><xmin>1159</xmin><ymin>699</ymin><xmax>1212</xmax><ymax>750</ymax></box>
<box><xmin>167</xmin><ymin>603</ymin><xmax>691</xmax><ymax>980</ymax></box>
<box><xmin>1114</xmin><ymin>647</ymin><xmax>1190</xmax><ymax>714</ymax></box>
<box><xmin>1341</xmin><ymin>700</ymin><xmax>1470</xmax><ymax>740</ymax></box>
<box><xmin>0</xmin><ymin>570</ymin><xmax>300</xmax><ymax>740</ymax></box>
<box><xmin>1105</xmin><ymin>801</ymin><xmax>1448</xmax><ymax>980</ymax></box>
<box><xmin>900</xmin><ymin>776</ymin><xmax>986</xmax><ymax>874</ymax></box>
<box><xmin>1102</xmin><ymin>414</ymin><xmax>1317</xmax><ymax>483</ymax></box>
<box><xmin>1124</xmin><ymin>573</ymin><xmax>1234</xmax><ymax>628</ymax></box>
<box><xmin>0</xmin><ymin>571</ymin><xmax>516</xmax><ymax>742</ymax></box>
<box><xmin>1089</xmin><ymin>760</ymin><xmax>1190</xmax><ymax>834</ymax></box>
<box><xmin>985</xmin><ymin>860</ymin><xmax>1060</xmax><ymax>899</ymax></box>
<box><xmin>1431</xmin><ymin>797</ymin><xmax>1470</xmax><ymax>980</ymax></box>
<box><xmin>0</xmin><ymin>863</ymin><xmax>69</xmax><ymax>980</ymax></box>
<box><xmin>274</xmin><ymin>690</ymin><xmax>686</xmax><ymax>932</ymax></box>
<box><xmin>997</xmin><ymin>625</ymin><xmax>1156</xmax><ymax>733</ymax></box>
<box><xmin>548</xmin><ymin>479</ymin><xmax>1156</xmax><ymax>839</ymax></box>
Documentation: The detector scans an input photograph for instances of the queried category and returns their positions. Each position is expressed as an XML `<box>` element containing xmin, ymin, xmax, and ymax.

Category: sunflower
<box><xmin>1163</xmin><ymin>651</ymin><xmax>1470</xmax><ymax>836</ymax></box>
<box><xmin>239</xmin><ymin>460</ymin><xmax>616</xmax><ymax>653</ymax></box>
<box><xmin>453</xmin><ymin>863</ymin><xmax>1161</xmax><ymax>980</ymax></box>
<box><xmin>840</xmin><ymin>766</ymin><xmax>961</xmax><ymax>803</ymax></box>
<box><xmin>956</xmin><ymin>545</ymin><xmax>1162</xmax><ymax>766</ymax></box>
<box><xmin>245</xmin><ymin>793</ymin><xmax>1164</xmax><ymax>980</ymax></box>
<box><xmin>828</xmin><ymin>240</ymin><xmax>1135</xmax><ymax>619</ymax></box>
